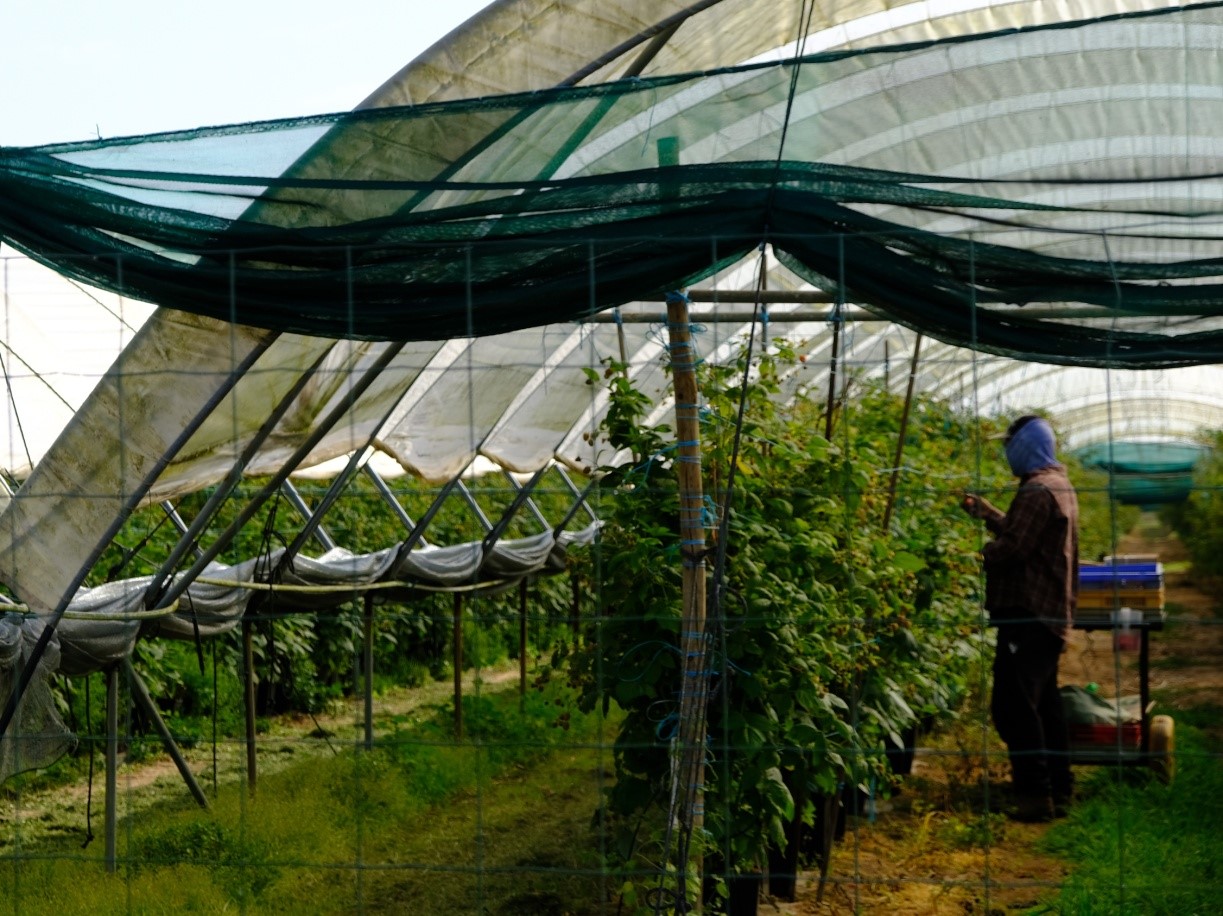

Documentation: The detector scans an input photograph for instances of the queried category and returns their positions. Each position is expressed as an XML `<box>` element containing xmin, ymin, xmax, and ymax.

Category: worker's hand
<box><xmin>960</xmin><ymin>493</ymin><xmax>987</xmax><ymax>518</ymax></box>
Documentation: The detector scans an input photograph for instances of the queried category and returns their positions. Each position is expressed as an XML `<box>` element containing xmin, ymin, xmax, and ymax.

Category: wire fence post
<box><xmin>242</xmin><ymin>616</ymin><xmax>258</xmax><ymax>797</ymax></box>
<box><xmin>453</xmin><ymin>593</ymin><xmax>464</xmax><ymax>740</ymax></box>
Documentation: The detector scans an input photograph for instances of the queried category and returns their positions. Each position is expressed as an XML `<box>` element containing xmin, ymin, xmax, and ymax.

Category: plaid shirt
<box><xmin>978</xmin><ymin>465</ymin><xmax>1079</xmax><ymax>638</ymax></box>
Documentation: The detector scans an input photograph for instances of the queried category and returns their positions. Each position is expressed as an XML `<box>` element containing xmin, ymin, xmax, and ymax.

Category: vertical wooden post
<box><xmin>104</xmin><ymin>665</ymin><xmax>119</xmax><ymax>874</ymax></box>
<box><xmin>363</xmin><ymin>593</ymin><xmax>375</xmax><ymax>750</ymax></box>
<box><xmin>453</xmin><ymin>592</ymin><xmax>464</xmax><ymax>739</ymax></box>
<box><xmin>882</xmin><ymin>334</ymin><xmax>924</xmax><ymax>531</ymax></box>
<box><xmin>519</xmin><ymin>578</ymin><xmax>529</xmax><ymax>699</ymax></box>
<box><xmin>665</xmin><ymin>288</ymin><xmax>709</xmax><ymax>900</ymax></box>
<box><xmin>242</xmin><ymin>617</ymin><xmax>257</xmax><ymax>796</ymax></box>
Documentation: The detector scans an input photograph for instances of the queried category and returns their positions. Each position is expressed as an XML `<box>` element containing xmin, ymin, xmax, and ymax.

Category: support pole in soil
<box><xmin>122</xmin><ymin>659</ymin><xmax>209</xmax><ymax>809</ymax></box>
<box><xmin>242</xmin><ymin>616</ymin><xmax>257</xmax><ymax>796</ymax></box>
<box><xmin>363</xmin><ymin>593</ymin><xmax>375</xmax><ymax>749</ymax></box>
<box><xmin>104</xmin><ymin>664</ymin><xmax>118</xmax><ymax>874</ymax></box>
<box><xmin>882</xmin><ymin>334</ymin><xmax>924</xmax><ymax>531</ymax></box>
<box><xmin>519</xmin><ymin>578</ymin><xmax>528</xmax><ymax>699</ymax></box>
<box><xmin>665</xmin><ymin>286</ymin><xmax>709</xmax><ymax>904</ymax></box>
<box><xmin>824</xmin><ymin>306</ymin><xmax>842</xmax><ymax>442</ymax></box>
<box><xmin>453</xmin><ymin>593</ymin><xmax>464</xmax><ymax>739</ymax></box>
<box><xmin>571</xmin><ymin>571</ymin><xmax>581</xmax><ymax>640</ymax></box>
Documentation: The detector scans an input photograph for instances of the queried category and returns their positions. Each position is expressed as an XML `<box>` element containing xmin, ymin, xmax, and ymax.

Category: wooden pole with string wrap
<box><xmin>665</xmin><ymin>289</ymin><xmax>710</xmax><ymax>906</ymax></box>
<box><xmin>657</xmin><ymin>135</ymin><xmax>710</xmax><ymax>905</ymax></box>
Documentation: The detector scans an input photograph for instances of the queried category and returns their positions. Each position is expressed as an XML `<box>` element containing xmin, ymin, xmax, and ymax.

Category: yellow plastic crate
<box><xmin>1076</xmin><ymin>587</ymin><xmax>1165</xmax><ymax>610</ymax></box>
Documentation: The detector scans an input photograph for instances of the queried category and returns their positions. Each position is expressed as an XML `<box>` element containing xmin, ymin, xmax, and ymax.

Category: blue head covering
<box><xmin>1004</xmin><ymin>416</ymin><xmax>1059</xmax><ymax>476</ymax></box>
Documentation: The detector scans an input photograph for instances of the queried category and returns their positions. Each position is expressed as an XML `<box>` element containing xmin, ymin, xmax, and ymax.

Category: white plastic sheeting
<box><xmin>29</xmin><ymin>523</ymin><xmax>601</xmax><ymax>678</ymax></box>
<box><xmin>0</xmin><ymin>1</ymin><xmax>1220</xmax><ymax>656</ymax></box>
<box><xmin>0</xmin><ymin>613</ymin><xmax>73</xmax><ymax>781</ymax></box>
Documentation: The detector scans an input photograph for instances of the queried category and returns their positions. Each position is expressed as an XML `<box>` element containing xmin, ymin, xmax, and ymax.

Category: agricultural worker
<box><xmin>960</xmin><ymin>415</ymin><xmax>1078</xmax><ymax>823</ymax></box>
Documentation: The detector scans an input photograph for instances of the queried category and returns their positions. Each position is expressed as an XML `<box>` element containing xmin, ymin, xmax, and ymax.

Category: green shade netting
<box><xmin>4</xmin><ymin>3</ymin><xmax>1223</xmax><ymax>365</ymax></box>
<box><xmin>1075</xmin><ymin>441</ymin><xmax>1207</xmax><ymax>505</ymax></box>
<box><xmin>1109</xmin><ymin>473</ymin><xmax>1195</xmax><ymax>505</ymax></box>
<box><xmin>1074</xmin><ymin>441</ymin><xmax>1208</xmax><ymax>475</ymax></box>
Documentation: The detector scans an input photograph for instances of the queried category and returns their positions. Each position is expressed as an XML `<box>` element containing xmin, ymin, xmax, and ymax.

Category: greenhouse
<box><xmin>1</xmin><ymin>0</ymin><xmax>1222</xmax><ymax>913</ymax></box>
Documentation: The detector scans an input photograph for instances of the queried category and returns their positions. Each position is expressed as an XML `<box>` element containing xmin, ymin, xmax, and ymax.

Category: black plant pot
<box><xmin>704</xmin><ymin>859</ymin><xmax>763</xmax><ymax>916</ymax></box>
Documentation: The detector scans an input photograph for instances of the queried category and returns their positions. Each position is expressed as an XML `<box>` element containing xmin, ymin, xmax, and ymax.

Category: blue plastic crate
<box><xmin>1079</xmin><ymin>562</ymin><xmax>1163</xmax><ymax>590</ymax></box>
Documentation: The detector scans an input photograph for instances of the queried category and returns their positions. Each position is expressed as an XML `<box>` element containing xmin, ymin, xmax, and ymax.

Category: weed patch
<box><xmin>1041</xmin><ymin>707</ymin><xmax>1223</xmax><ymax>915</ymax></box>
<box><xmin>0</xmin><ymin>681</ymin><xmax>619</xmax><ymax>914</ymax></box>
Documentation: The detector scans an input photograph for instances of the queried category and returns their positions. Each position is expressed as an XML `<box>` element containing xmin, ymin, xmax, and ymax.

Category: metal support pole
<box><xmin>160</xmin><ymin>502</ymin><xmax>206</xmax><ymax>560</ymax></box>
<box><xmin>504</xmin><ymin>469</ymin><xmax>550</xmax><ymax>531</ymax></box>
<box><xmin>122</xmin><ymin>659</ymin><xmax>209</xmax><ymax>809</ymax></box>
<box><xmin>152</xmin><ymin>343</ymin><xmax>406</xmax><ymax>613</ymax></box>
<box><xmin>143</xmin><ymin>345</ymin><xmax>333</xmax><ymax>608</ymax></box>
<box><xmin>277</xmin><ymin>447</ymin><xmax>376</xmax><ymax>571</ymax></box>
<box><xmin>280</xmin><ymin>480</ymin><xmax>338</xmax><ymax>553</ymax></box>
<box><xmin>555</xmin><ymin>466</ymin><xmax>600</xmax><ymax>529</ymax></box>
<box><xmin>481</xmin><ymin>467</ymin><xmax>549</xmax><ymax>559</ymax></box>
<box><xmin>824</xmin><ymin>310</ymin><xmax>842</xmax><ymax>442</ymax></box>
<box><xmin>571</xmin><ymin>570</ymin><xmax>581</xmax><ymax>641</ymax></box>
<box><xmin>363</xmin><ymin>464</ymin><xmax>425</xmax><ymax>543</ymax></box>
<box><xmin>882</xmin><ymin>334</ymin><xmax>924</xmax><ymax>531</ymax></box>
<box><xmin>104</xmin><ymin>664</ymin><xmax>119</xmax><ymax>873</ymax></box>
<box><xmin>519</xmin><ymin>578</ymin><xmax>529</xmax><ymax>699</ymax></box>
<box><xmin>1139</xmin><ymin>627</ymin><xmax>1152</xmax><ymax>753</ymax></box>
<box><xmin>2</xmin><ymin>338</ymin><xmax>275</xmax><ymax>743</ymax></box>
<box><xmin>453</xmin><ymin>593</ymin><xmax>464</xmax><ymax>739</ymax></box>
<box><xmin>456</xmin><ymin>479</ymin><xmax>494</xmax><ymax>533</ymax></box>
<box><xmin>242</xmin><ymin>617</ymin><xmax>257</xmax><ymax>796</ymax></box>
<box><xmin>363</xmin><ymin>593</ymin><xmax>375</xmax><ymax>750</ymax></box>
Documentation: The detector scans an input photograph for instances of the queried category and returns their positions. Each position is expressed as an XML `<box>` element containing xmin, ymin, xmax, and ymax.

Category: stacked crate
<box><xmin>1075</xmin><ymin>558</ymin><xmax>1165</xmax><ymax>626</ymax></box>
<box><xmin>1069</xmin><ymin>558</ymin><xmax>1164</xmax><ymax>754</ymax></box>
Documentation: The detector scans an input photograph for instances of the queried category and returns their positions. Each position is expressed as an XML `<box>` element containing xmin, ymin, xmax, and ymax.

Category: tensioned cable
<box><xmin>760</xmin><ymin>0</ymin><xmax>818</xmax><ymax>228</ymax></box>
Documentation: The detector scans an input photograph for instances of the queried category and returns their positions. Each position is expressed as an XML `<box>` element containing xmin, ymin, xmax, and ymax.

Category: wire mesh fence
<box><xmin>0</xmin><ymin>243</ymin><xmax>1221</xmax><ymax>915</ymax></box>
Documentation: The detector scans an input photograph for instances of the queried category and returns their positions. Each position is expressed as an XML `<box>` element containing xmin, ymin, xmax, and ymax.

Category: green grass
<box><xmin>1036</xmin><ymin>705</ymin><xmax>1223</xmax><ymax>915</ymax></box>
<box><xmin>0</xmin><ymin>683</ymin><xmax>621</xmax><ymax>915</ymax></box>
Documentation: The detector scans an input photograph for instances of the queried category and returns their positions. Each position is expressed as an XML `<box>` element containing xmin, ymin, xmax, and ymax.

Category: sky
<box><xmin>2</xmin><ymin>0</ymin><xmax>494</xmax><ymax>147</ymax></box>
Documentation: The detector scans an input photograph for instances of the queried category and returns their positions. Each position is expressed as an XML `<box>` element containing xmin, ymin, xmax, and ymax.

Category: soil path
<box><xmin>777</xmin><ymin>514</ymin><xmax>1220</xmax><ymax>915</ymax></box>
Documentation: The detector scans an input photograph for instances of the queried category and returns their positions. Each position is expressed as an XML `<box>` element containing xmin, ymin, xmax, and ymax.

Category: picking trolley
<box><xmin>1067</xmin><ymin>558</ymin><xmax>1175</xmax><ymax>781</ymax></box>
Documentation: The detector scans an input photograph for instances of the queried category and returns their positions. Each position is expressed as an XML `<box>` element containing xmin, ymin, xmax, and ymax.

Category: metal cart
<box><xmin>1068</xmin><ymin>560</ymin><xmax>1175</xmax><ymax>781</ymax></box>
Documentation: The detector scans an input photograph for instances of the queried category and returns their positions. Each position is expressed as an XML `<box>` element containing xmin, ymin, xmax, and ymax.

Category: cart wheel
<box><xmin>1149</xmin><ymin>715</ymin><xmax>1175</xmax><ymax>783</ymax></box>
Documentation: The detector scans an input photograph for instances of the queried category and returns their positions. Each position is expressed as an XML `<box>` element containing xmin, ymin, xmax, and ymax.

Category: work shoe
<box><xmin>1008</xmin><ymin>793</ymin><xmax>1056</xmax><ymax>823</ymax></box>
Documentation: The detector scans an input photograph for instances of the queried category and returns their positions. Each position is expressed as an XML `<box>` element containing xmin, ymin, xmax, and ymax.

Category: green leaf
<box><xmin>892</xmin><ymin>551</ymin><xmax>927</xmax><ymax>573</ymax></box>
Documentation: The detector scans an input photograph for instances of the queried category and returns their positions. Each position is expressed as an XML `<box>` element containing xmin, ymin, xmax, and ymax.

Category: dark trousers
<box><xmin>991</xmin><ymin>621</ymin><xmax>1073</xmax><ymax>799</ymax></box>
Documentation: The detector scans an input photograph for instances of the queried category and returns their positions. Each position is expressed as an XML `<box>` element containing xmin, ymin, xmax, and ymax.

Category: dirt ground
<box><xmin>776</xmin><ymin>515</ymin><xmax>1222</xmax><ymax>915</ymax></box>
